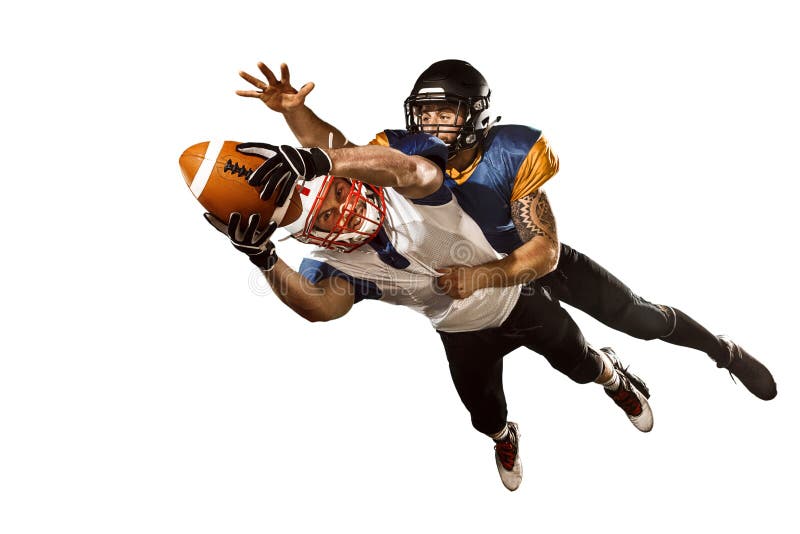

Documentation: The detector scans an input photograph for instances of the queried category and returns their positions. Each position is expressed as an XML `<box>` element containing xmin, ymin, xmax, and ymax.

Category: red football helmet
<box><xmin>283</xmin><ymin>175</ymin><xmax>386</xmax><ymax>252</ymax></box>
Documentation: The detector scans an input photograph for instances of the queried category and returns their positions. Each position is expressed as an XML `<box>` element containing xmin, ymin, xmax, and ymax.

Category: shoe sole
<box><xmin>630</xmin><ymin>389</ymin><xmax>654</xmax><ymax>432</ymax></box>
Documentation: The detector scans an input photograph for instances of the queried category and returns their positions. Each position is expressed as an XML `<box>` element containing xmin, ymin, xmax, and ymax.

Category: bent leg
<box><xmin>503</xmin><ymin>284</ymin><xmax>602</xmax><ymax>384</ymax></box>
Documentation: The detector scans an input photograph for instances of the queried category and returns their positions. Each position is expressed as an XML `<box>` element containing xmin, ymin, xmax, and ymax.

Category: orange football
<box><xmin>179</xmin><ymin>140</ymin><xmax>303</xmax><ymax>229</ymax></box>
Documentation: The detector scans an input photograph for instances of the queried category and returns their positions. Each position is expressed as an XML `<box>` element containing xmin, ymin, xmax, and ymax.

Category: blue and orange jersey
<box><xmin>370</xmin><ymin>125</ymin><xmax>558</xmax><ymax>255</ymax></box>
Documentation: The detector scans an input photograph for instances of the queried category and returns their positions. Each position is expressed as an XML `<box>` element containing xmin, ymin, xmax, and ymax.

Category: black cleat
<box><xmin>717</xmin><ymin>336</ymin><xmax>777</xmax><ymax>400</ymax></box>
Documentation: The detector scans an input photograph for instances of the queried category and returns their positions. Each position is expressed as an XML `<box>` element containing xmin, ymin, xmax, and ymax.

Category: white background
<box><xmin>2</xmin><ymin>1</ymin><xmax>799</xmax><ymax>532</ymax></box>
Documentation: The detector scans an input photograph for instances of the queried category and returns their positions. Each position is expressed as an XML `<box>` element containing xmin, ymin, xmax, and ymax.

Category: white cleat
<box><xmin>493</xmin><ymin>422</ymin><xmax>522</xmax><ymax>491</ymax></box>
<box><xmin>601</xmin><ymin>348</ymin><xmax>654</xmax><ymax>433</ymax></box>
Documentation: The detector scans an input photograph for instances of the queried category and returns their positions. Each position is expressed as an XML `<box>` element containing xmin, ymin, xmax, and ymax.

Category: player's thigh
<box><xmin>438</xmin><ymin>330</ymin><xmax>506</xmax><ymax>404</ymax></box>
<box><xmin>506</xmin><ymin>287</ymin><xmax>597</xmax><ymax>383</ymax></box>
<box><xmin>556</xmin><ymin>244</ymin><xmax>672</xmax><ymax>338</ymax></box>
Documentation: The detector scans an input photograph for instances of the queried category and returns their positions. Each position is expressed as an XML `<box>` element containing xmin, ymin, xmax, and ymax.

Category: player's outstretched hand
<box><xmin>236</xmin><ymin>142</ymin><xmax>331</xmax><ymax>207</ymax></box>
<box><xmin>236</xmin><ymin>61</ymin><xmax>315</xmax><ymax>114</ymax></box>
<box><xmin>204</xmin><ymin>212</ymin><xmax>279</xmax><ymax>272</ymax></box>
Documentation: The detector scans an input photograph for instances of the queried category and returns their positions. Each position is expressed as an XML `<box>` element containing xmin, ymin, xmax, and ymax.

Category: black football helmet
<box><xmin>404</xmin><ymin>59</ymin><xmax>492</xmax><ymax>157</ymax></box>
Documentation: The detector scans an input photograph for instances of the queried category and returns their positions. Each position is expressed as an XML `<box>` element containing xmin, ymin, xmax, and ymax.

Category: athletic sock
<box><xmin>591</xmin><ymin>348</ymin><xmax>620</xmax><ymax>390</ymax></box>
<box><xmin>602</xmin><ymin>371</ymin><xmax>621</xmax><ymax>391</ymax></box>
<box><xmin>491</xmin><ymin>424</ymin><xmax>510</xmax><ymax>442</ymax></box>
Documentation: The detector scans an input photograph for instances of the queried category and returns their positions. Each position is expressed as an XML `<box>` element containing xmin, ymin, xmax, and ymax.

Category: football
<box><xmin>179</xmin><ymin>140</ymin><xmax>303</xmax><ymax>229</ymax></box>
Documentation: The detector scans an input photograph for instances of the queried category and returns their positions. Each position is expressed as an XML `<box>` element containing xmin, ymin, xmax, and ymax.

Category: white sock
<box><xmin>593</xmin><ymin>347</ymin><xmax>621</xmax><ymax>390</ymax></box>
<box><xmin>490</xmin><ymin>424</ymin><xmax>509</xmax><ymax>442</ymax></box>
<box><xmin>603</xmin><ymin>371</ymin><xmax>621</xmax><ymax>391</ymax></box>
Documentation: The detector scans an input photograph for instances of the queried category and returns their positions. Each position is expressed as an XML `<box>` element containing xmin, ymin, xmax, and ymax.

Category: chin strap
<box><xmin>453</xmin><ymin>116</ymin><xmax>502</xmax><ymax>156</ymax></box>
<box><xmin>486</xmin><ymin>115</ymin><xmax>502</xmax><ymax>130</ymax></box>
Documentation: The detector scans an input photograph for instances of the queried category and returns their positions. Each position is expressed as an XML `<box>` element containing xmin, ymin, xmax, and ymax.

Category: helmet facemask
<box><xmin>404</xmin><ymin>60</ymin><xmax>493</xmax><ymax>158</ymax></box>
<box><xmin>404</xmin><ymin>92</ymin><xmax>491</xmax><ymax>158</ymax></box>
<box><xmin>284</xmin><ymin>175</ymin><xmax>386</xmax><ymax>252</ymax></box>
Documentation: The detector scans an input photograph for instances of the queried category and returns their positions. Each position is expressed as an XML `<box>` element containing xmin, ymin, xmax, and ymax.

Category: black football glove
<box><xmin>204</xmin><ymin>212</ymin><xmax>279</xmax><ymax>271</ymax></box>
<box><xmin>236</xmin><ymin>142</ymin><xmax>332</xmax><ymax>207</ymax></box>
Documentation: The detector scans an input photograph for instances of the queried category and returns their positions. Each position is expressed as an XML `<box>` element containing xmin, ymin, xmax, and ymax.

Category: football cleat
<box><xmin>717</xmin><ymin>336</ymin><xmax>777</xmax><ymax>400</ymax></box>
<box><xmin>493</xmin><ymin>422</ymin><xmax>522</xmax><ymax>491</ymax></box>
<box><xmin>601</xmin><ymin>348</ymin><xmax>654</xmax><ymax>433</ymax></box>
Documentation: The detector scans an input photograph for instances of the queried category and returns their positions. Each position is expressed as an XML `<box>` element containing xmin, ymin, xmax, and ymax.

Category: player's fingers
<box><xmin>280</xmin><ymin>63</ymin><xmax>290</xmax><ymax>85</ymax></box>
<box><xmin>236</xmin><ymin>90</ymin><xmax>266</xmax><ymax>98</ymax></box>
<box><xmin>297</xmin><ymin>82</ymin><xmax>315</xmax><ymax>98</ymax></box>
<box><xmin>239</xmin><ymin>70</ymin><xmax>266</xmax><ymax>89</ymax></box>
<box><xmin>262</xmin><ymin>159</ymin><xmax>292</xmax><ymax>185</ymax></box>
<box><xmin>237</xmin><ymin>142</ymin><xmax>278</xmax><ymax>159</ymax></box>
<box><xmin>248</xmin><ymin>157</ymin><xmax>281</xmax><ymax>187</ymax></box>
<box><xmin>261</xmin><ymin>172</ymin><xmax>291</xmax><ymax>201</ymax></box>
<box><xmin>258</xmin><ymin>62</ymin><xmax>280</xmax><ymax>86</ymax></box>
<box><xmin>279</xmin><ymin>145</ymin><xmax>306</xmax><ymax>176</ymax></box>
<box><xmin>227</xmin><ymin>212</ymin><xmax>243</xmax><ymax>240</ymax></box>
<box><xmin>275</xmin><ymin>177</ymin><xmax>295</xmax><ymax>207</ymax></box>
<box><xmin>435</xmin><ymin>268</ymin><xmax>455</xmax><ymax>284</ymax></box>
<box><xmin>244</xmin><ymin>214</ymin><xmax>261</xmax><ymax>243</ymax></box>
<box><xmin>257</xmin><ymin>167</ymin><xmax>284</xmax><ymax>199</ymax></box>
<box><xmin>265</xmin><ymin>220</ymin><xmax>278</xmax><ymax>238</ymax></box>
<box><xmin>254</xmin><ymin>220</ymin><xmax>278</xmax><ymax>247</ymax></box>
<box><xmin>203</xmin><ymin>212</ymin><xmax>228</xmax><ymax>234</ymax></box>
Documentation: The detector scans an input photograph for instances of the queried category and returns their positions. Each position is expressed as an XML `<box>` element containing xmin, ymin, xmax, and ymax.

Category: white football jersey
<box><xmin>299</xmin><ymin>187</ymin><xmax>521</xmax><ymax>333</ymax></box>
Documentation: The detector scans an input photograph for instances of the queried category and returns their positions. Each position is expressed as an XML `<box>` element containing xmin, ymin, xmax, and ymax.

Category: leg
<box><xmin>437</xmin><ymin>325</ymin><xmax>522</xmax><ymax>491</ymax></box>
<box><xmin>437</xmin><ymin>329</ymin><xmax>510</xmax><ymax>436</ymax></box>
<box><xmin>503</xmin><ymin>282</ymin><xmax>600</xmax><ymax>384</ymax></box>
<box><xmin>503</xmin><ymin>286</ymin><xmax>654</xmax><ymax>431</ymax></box>
<box><xmin>541</xmin><ymin>243</ymin><xmax>727</xmax><ymax>356</ymax></box>
<box><xmin>539</xmin><ymin>243</ymin><xmax>678</xmax><ymax>342</ymax></box>
<box><xmin>539</xmin><ymin>243</ymin><xmax>776</xmax><ymax>399</ymax></box>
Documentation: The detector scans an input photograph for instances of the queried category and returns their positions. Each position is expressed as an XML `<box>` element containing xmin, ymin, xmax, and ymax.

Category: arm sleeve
<box><xmin>510</xmin><ymin>135</ymin><xmax>560</xmax><ymax>202</ymax></box>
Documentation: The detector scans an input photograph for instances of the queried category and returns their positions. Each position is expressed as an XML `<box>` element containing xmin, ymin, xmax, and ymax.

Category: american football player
<box><xmin>205</xmin><ymin>136</ymin><xmax>652</xmax><ymax>491</ymax></box>
<box><xmin>235</xmin><ymin>60</ymin><xmax>777</xmax><ymax>406</ymax></box>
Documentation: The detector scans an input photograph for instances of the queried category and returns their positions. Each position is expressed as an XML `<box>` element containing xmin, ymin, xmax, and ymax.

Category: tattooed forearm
<box><xmin>511</xmin><ymin>190</ymin><xmax>558</xmax><ymax>245</ymax></box>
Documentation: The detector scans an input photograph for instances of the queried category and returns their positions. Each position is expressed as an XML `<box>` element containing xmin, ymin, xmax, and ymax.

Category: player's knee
<box><xmin>551</xmin><ymin>348</ymin><xmax>601</xmax><ymax>384</ymax></box>
<box><xmin>615</xmin><ymin>302</ymin><xmax>673</xmax><ymax>340</ymax></box>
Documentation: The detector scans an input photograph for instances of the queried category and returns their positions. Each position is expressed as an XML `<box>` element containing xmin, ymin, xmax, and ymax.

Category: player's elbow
<box><xmin>303</xmin><ymin>313</ymin><xmax>327</xmax><ymax>323</ymax></box>
<box><xmin>300</xmin><ymin>310</ymin><xmax>332</xmax><ymax>323</ymax></box>
<box><xmin>299</xmin><ymin>296</ymin><xmax>353</xmax><ymax>323</ymax></box>
<box><xmin>416</xmin><ymin>156</ymin><xmax>443</xmax><ymax>187</ymax></box>
<box><xmin>401</xmin><ymin>155</ymin><xmax>441</xmax><ymax>190</ymax></box>
<box><xmin>539</xmin><ymin>241</ymin><xmax>560</xmax><ymax>276</ymax></box>
<box><xmin>520</xmin><ymin>237</ymin><xmax>560</xmax><ymax>278</ymax></box>
<box><xmin>298</xmin><ymin>305</ymin><xmax>339</xmax><ymax>323</ymax></box>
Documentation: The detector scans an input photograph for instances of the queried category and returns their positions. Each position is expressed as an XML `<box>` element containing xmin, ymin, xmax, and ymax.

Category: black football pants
<box><xmin>437</xmin><ymin>283</ymin><xmax>602</xmax><ymax>436</ymax></box>
<box><xmin>538</xmin><ymin>243</ymin><xmax>674</xmax><ymax>340</ymax></box>
<box><xmin>438</xmin><ymin>242</ymin><xmax>724</xmax><ymax>436</ymax></box>
<box><xmin>540</xmin><ymin>242</ymin><xmax>728</xmax><ymax>364</ymax></box>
